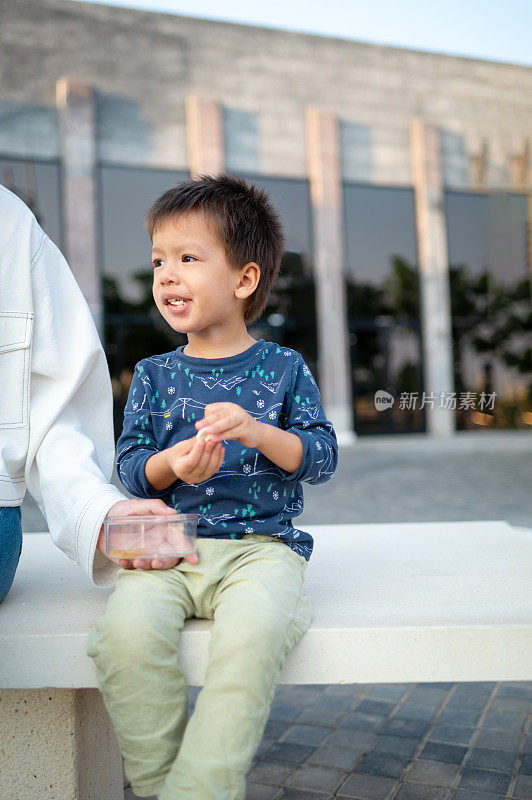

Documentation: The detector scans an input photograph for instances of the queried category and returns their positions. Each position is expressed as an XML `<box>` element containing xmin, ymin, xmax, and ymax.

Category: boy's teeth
<box><xmin>168</xmin><ymin>299</ymin><xmax>188</xmax><ymax>306</ymax></box>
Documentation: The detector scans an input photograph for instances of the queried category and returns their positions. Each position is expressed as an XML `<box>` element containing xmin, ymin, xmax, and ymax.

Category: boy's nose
<box><xmin>158</xmin><ymin>264</ymin><xmax>181</xmax><ymax>284</ymax></box>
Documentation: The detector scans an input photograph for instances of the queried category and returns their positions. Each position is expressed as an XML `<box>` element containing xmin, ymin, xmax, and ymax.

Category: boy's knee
<box><xmin>87</xmin><ymin>606</ymin><xmax>145</xmax><ymax>664</ymax></box>
<box><xmin>88</xmin><ymin>576</ymin><xmax>178</xmax><ymax>660</ymax></box>
<box><xmin>214</xmin><ymin>596</ymin><xmax>307</xmax><ymax>658</ymax></box>
<box><xmin>247</xmin><ymin>591</ymin><xmax>312</xmax><ymax>654</ymax></box>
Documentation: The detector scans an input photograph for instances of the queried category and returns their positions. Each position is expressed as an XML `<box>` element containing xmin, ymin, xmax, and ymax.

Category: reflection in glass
<box><xmin>0</xmin><ymin>158</ymin><xmax>62</xmax><ymax>246</ymax></box>
<box><xmin>99</xmin><ymin>166</ymin><xmax>190</xmax><ymax>437</ymax></box>
<box><xmin>99</xmin><ymin>165</ymin><xmax>189</xmax><ymax>305</ymax></box>
<box><xmin>233</xmin><ymin>174</ymin><xmax>317</xmax><ymax>378</ymax></box>
<box><xmin>343</xmin><ymin>183</ymin><xmax>423</xmax><ymax>434</ymax></box>
<box><xmin>445</xmin><ymin>191</ymin><xmax>532</xmax><ymax>429</ymax></box>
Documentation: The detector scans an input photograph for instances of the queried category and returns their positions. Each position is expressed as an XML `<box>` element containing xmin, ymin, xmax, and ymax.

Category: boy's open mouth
<box><xmin>166</xmin><ymin>298</ymin><xmax>189</xmax><ymax>307</ymax></box>
<box><xmin>162</xmin><ymin>295</ymin><xmax>191</xmax><ymax>312</ymax></box>
<box><xmin>163</xmin><ymin>294</ymin><xmax>190</xmax><ymax>308</ymax></box>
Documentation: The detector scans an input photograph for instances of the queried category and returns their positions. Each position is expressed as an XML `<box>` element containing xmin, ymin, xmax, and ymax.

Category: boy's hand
<box><xmin>97</xmin><ymin>498</ymin><xmax>199</xmax><ymax>571</ymax></box>
<box><xmin>165</xmin><ymin>433</ymin><xmax>225</xmax><ymax>485</ymax></box>
<box><xmin>195</xmin><ymin>403</ymin><xmax>263</xmax><ymax>449</ymax></box>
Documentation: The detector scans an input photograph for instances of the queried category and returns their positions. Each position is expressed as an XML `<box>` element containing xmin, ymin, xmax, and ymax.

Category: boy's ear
<box><xmin>235</xmin><ymin>262</ymin><xmax>260</xmax><ymax>299</ymax></box>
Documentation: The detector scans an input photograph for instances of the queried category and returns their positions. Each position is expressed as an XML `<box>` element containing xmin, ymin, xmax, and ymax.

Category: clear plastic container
<box><xmin>104</xmin><ymin>514</ymin><xmax>198</xmax><ymax>559</ymax></box>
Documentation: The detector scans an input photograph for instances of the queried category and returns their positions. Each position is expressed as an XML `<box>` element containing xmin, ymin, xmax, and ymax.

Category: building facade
<box><xmin>1</xmin><ymin>0</ymin><xmax>531</xmax><ymax>438</ymax></box>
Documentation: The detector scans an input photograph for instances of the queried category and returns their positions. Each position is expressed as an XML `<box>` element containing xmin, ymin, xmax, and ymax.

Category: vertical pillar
<box><xmin>306</xmin><ymin>107</ymin><xmax>355</xmax><ymax>443</ymax></box>
<box><xmin>56</xmin><ymin>79</ymin><xmax>102</xmax><ymax>336</ymax></box>
<box><xmin>510</xmin><ymin>140</ymin><xmax>530</xmax><ymax>190</ymax></box>
<box><xmin>410</xmin><ymin>118</ymin><xmax>455</xmax><ymax>437</ymax></box>
<box><xmin>185</xmin><ymin>95</ymin><xmax>224</xmax><ymax>177</ymax></box>
<box><xmin>470</xmin><ymin>139</ymin><xmax>489</xmax><ymax>190</ymax></box>
<box><xmin>526</xmin><ymin>194</ymin><xmax>532</xmax><ymax>289</ymax></box>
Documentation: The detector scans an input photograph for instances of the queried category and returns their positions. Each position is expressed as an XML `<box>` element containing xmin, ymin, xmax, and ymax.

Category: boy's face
<box><xmin>151</xmin><ymin>211</ymin><xmax>254</xmax><ymax>337</ymax></box>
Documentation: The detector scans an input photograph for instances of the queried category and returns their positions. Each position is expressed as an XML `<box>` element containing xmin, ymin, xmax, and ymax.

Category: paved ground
<box><xmin>239</xmin><ymin>680</ymin><xmax>532</xmax><ymax>800</ymax></box>
<box><xmin>21</xmin><ymin>430</ymin><xmax>532</xmax><ymax>799</ymax></box>
<box><xmin>297</xmin><ymin>430</ymin><xmax>532</xmax><ymax>530</ymax></box>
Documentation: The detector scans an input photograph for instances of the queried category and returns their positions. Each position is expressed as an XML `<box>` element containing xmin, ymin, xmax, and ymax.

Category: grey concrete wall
<box><xmin>1</xmin><ymin>0</ymin><xmax>531</xmax><ymax>187</ymax></box>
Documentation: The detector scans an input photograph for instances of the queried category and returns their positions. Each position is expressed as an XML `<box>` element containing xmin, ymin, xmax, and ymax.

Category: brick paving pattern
<box><xmin>242</xmin><ymin>680</ymin><xmax>532</xmax><ymax>800</ymax></box>
<box><xmin>124</xmin><ymin>680</ymin><xmax>532</xmax><ymax>800</ymax></box>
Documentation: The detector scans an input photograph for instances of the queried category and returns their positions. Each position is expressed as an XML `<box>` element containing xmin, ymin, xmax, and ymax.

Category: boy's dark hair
<box><xmin>146</xmin><ymin>173</ymin><xmax>285</xmax><ymax>324</ymax></box>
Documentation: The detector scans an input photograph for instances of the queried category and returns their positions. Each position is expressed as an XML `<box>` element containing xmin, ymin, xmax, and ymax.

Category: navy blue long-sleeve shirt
<box><xmin>116</xmin><ymin>338</ymin><xmax>338</xmax><ymax>560</ymax></box>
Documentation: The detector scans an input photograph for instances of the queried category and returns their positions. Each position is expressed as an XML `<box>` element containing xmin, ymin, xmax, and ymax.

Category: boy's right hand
<box><xmin>166</xmin><ymin>434</ymin><xmax>225</xmax><ymax>484</ymax></box>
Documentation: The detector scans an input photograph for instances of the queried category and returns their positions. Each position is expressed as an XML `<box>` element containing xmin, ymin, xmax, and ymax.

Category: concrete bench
<box><xmin>1</xmin><ymin>521</ymin><xmax>531</xmax><ymax>799</ymax></box>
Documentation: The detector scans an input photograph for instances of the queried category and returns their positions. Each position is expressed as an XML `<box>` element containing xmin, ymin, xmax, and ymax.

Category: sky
<box><xmin>71</xmin><ymin>0</ymin><xmax>532</xmax><ymax>67</ymax></box>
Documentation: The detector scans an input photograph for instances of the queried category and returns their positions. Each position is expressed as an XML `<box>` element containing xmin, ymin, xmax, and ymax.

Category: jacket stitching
<box><xmin>0</xmin><ymin>314</ymin><xmax>33</xmax><ymax>428</ymax></box>
<box><xmin>30</xmin><ymin>233</ymin><xmax>47</xmax><ymax>271</ymax></box>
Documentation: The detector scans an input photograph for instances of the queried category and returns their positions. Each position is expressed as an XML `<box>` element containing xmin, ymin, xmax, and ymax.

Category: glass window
<box><xmin>0</xmin><ymin>158</ymin><xmax>62</xmax><ymax>247</ymax></box>
<box><xmin>241</xmin><ymin>174</ymin><xmax>312</xmax><ymax>255</ymax></box>
<box><xmin>0</xmin><ymin>100</ymin><xmax>59</xmax><ymax>160</ymax></box>
<box><xmin>222</xmin><ymin>107</ymin><xmax>259</xmax><ymax>174</ymax></box>
<box><xmin>236</xmin><ymin>174</ymin><xmax>317</xmax><ymax>377</ymax></box>
<box><xmin>97</xmin><ymin>91</ymin><xmax>161</xmax><ymax>168</ymax></box>
<box><xmin>440</xmin><ymin>129</ymin><xmax>469</xmax><ymax>189</ymax></box>
<box><xmin>339</xmin><ymin>120</ymin><xmax>373</xmax><ymax>183</ymax></box>
<box><xmin>445</xmin><ymin>190</ymin><xmax>531</xmax><ymax>430</ymax></box>
<box><xmin>99</xmin><ymin>165</ymin><xmax>189</xmax><ymax>304</ymax></box>
<box><xmin>343</xmin><ymin>182</ymin><xmax>423</xmax><ymax>434</ymax></box>
<box><xmin>98</xmin><ymin>166</ymin><xmax>190</xmax><ymax>436</ymax></box>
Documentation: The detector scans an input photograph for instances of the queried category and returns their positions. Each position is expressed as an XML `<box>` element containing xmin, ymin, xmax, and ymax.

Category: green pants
<box><xmin>87</xmin><ymin>534</ymin><xmax>312</xmax><ymax>799</ymax></box>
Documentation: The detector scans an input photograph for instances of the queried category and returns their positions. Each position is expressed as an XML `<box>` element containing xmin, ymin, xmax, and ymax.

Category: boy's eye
<box><xmin>182</xmin><ymin>255</ymin><xmax>197</xmax><ymax>262</ymax></box>
<box><xmin>152</xmin><ymin>258</ymin><xmax>164</xmax><ymax>269</ymax></box>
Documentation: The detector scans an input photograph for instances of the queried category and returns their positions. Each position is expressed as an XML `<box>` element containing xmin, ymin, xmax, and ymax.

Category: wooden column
<box><xmin>410</xmin><ymin>118</ymin><xmax>455</xmax><ymax>437</ymax></box>
<box><xmin>56</xmin><ymin>79</ymin><xmax>101</xmax><ymax>335</ymax></box>
<box><xmin>306</xmin><ymin>107</ymin><xmax>355</xmax><ymax>443</ymax></box>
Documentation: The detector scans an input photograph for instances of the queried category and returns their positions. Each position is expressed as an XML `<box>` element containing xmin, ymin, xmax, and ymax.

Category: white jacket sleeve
<box><xmin>24</xmin><ymin>233</ymin><xmax>124</xmax><ymax>588</ymax></box>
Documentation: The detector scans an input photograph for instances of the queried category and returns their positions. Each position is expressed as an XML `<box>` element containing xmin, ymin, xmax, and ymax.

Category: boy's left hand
<box><xmin>98</xmin><ymin>499</ymin><xmax>199</xmax><ymax>571</ymax></box>
<box><xmin>195</xmin><ymin>403</ymin><xmax>263</xmax><ymax>449</ymax></box>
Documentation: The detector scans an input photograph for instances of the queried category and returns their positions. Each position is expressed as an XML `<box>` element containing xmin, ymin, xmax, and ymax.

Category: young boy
<box><xmin>87</xmin><ymin>174</ymin><xmax>338</xmax><ymax>800</ymax></box>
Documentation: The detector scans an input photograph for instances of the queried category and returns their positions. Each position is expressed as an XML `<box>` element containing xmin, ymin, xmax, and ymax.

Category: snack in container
<box><xmin>104</xmin><ymin>514</ymin><xmax>198</xmax><ymax>559</ymax></box>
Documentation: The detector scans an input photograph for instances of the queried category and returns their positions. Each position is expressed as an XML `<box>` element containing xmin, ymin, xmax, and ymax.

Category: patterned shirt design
<box><xmin>116</xmin><ymin>339</ymin><xmax>338</xmax><ymax>560</ymax></box>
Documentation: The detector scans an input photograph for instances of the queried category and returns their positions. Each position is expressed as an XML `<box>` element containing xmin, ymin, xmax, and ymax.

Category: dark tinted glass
<box><xmin>98</xmin><ymin>166</ymin><xmax>190</xmax><ymax>438</ymax></box>
<box><xmin>343</xmin><ymin>182</ymin><xmax>423</xmax><ymax>434</ymax></box>
<box><xmin>444</xmin><ymin>190</ymin><xmax>531</xmax><ymax>430</ymax></box>
<box><xmin>99</xmin><ymin>165</ymin><xmax>189</xmax><ymax>304</ymax></box>
<box><xmin>236</xmin><ymin>174</ymin><xmax>317</xmax><ymax>378</ymax></box>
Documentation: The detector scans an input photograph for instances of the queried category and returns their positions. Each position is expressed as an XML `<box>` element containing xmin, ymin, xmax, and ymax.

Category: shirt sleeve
<box><xmin>25</xmin><ymin>232</ymin><xmax>124</xmax><ymax>589</ymax></box>
<box><xmin>277</xmin><ymin>354</ymin><xmax>339</xmax><ymax>484</ymax></box>
<box><xmin>116</xmin><ymin>364</ymin><xmax>181</xmax><ymax>499</ymax></box>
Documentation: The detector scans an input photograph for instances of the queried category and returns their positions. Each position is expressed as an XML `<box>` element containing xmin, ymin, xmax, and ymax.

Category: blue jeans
<box><xmin>0</xmin><ymin>506</ymin><xmax>22</xmax><ymax>604</ymax></box>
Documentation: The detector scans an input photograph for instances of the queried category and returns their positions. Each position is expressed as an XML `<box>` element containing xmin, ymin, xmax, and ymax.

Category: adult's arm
<box><xmin>24</xmin><ymin>232</ymin><xmax>126</xmax><ymax>587</ymax></box>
